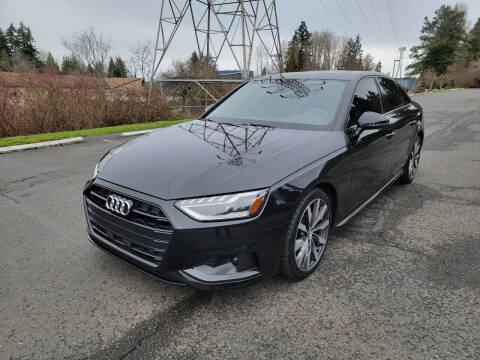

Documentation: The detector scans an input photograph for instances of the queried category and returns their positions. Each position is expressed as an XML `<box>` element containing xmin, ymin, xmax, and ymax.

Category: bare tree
<box><xmin>129</xmin><ymin>39</ymin><xmax>153</xmax><ymax>80</ymax></box>
<box><xmin>62</xmin><ymin>27</ymin><xmax>112</xmax><ymax>76</ymax></box>
<box><xmin>10</xmin><ymin>52</ymin><xmax>36</xmax><ymax>73</ymax></box>
<box><xmin>281</xmin><ymin>39</ymin><xmax>289</xmax><ymax>71</ymax></box>
<box><xmin>311</xmin><ymin>30</ymin><xmax>346</xmax><ymax>70</ymax></box>
<box><xmin>333</xmin><ymin>36</ymin><xmax>348</xmax><ymax>70</ymax></box>
<box><xmin>362</xmin><ymin>54</ymin><xmax>375</xmax><ymax>71</ymax></box>
<box><xmin>254</xmin><ymin>44</ymin><xmax>275</xmax><ymax>76</ymax></box>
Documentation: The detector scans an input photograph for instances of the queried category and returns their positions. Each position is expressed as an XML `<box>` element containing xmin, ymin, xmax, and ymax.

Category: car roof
<box><xmin>256</xmin><ymin>70</ymin><xmax>383</xmax><ymax>82</ymax></box>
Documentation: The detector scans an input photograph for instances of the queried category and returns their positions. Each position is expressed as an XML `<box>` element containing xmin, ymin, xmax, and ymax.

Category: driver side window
<box><xmin>347</xmin><ymin>77</ymin><xmax>382</xmax><ymax>128</ymax></box>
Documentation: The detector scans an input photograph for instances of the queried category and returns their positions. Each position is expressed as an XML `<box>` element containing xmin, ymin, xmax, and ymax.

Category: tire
<box><xmin>399</xmin><ymin>135</ymin><xmax>422</xmax><ymax>184</ymax></box>
<box><xmin>279</xmin><ymin>188</ymin><xmax>331</xmax><ymax>280</ymax></box>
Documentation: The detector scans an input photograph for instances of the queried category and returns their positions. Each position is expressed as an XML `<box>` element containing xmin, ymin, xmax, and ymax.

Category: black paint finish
<box><xmin>84</xmin><ymin>71</ymin><xmax>423</xmax><ymax>289</ymax></box>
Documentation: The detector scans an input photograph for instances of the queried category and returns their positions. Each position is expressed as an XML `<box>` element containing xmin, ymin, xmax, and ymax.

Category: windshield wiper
<box><xmin>247</xmin><ymin>123</ymin><xmax>274</xmax><ymax>128</ymax></box>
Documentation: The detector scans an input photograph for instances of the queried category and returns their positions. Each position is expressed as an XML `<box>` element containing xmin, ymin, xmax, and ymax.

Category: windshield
<box><xmin>207</xmin><ymin>78</ymin><xmax>346</xmax><ymax>129</ymax></box>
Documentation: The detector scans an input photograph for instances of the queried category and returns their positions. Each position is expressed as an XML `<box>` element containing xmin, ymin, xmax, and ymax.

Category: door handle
<box><xmin>409</xmin><ymin>120</ymin><xmax>417</xmax><ymax>127</ymax></box>
<box><xmin>386</xmin><ymin>131</ymin><xmax>396</xmax><ymax>138</ymax></box>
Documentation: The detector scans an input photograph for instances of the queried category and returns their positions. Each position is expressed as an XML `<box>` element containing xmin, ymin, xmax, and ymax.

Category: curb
<box><xmin>120</xmin><ymin>129</ymin><xmax>155</xmax><ymax>137</ymax></box>
<box><xmin>410</xmin><ymin>88</ymin><xmax>463</xmax><ymax>97</ymax></box>
<box><xmin>0</xmin><ymin>137</ymin><xmax>84</xmax><ymax>154</ymax></box>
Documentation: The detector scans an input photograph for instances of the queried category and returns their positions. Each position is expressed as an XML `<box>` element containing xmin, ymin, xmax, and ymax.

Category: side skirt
<box><xmin>335</xmin><ymin>170</ymin><xmax>404</xmax><ymax>227</ymax></box>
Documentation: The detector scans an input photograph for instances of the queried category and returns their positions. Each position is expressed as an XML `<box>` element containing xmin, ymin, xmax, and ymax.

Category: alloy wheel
<box><xmin>408</xmin><ymin>138</ymin><xmax>421</xmax><ymax>179</ymax></box>
<box><xmin>294</xmin><ymin>198</ymin><xmax>330</xmax><ymax>272</ymax></box>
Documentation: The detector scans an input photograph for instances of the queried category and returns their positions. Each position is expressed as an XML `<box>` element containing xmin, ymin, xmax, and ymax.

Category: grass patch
<box><xmin>0</xmin><ymin>119</ymin><xmax>190</xmax><ymax>147</ymax></box>
<box><xmin>411</xmin><ymin>87</ymin><xmax>463</xmax><ymax>96</ymax></box>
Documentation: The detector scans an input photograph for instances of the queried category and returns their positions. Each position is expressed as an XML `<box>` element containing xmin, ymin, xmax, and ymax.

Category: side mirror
<box><xmin>204</xmin><ymin>104</ymin><xmax>214</xmax><ymax>113</ymax></box>
<box><xmin>358</xmin><ymin>112</ymin><xmax>389</xmax><ymax>130</ymax></box>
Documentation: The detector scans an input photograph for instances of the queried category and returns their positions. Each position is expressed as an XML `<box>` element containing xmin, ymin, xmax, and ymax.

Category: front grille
<box><xmin>87</xmin><ymin>185</ymin><xmax>172</xmax><ymax>230</ymax></box>
<box><xmin>85</xmin><ymin>185</ymin><xmax>173</xmax><ymax>267</ymax></box>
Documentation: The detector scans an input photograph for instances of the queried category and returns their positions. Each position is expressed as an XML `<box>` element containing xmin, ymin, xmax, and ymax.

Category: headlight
<box><xmin>92</xmin><ymin>163</ymin><xmax>99</xmax><ymax>178</ymax></box>
<box><xmin>175</xmin><ymin>189</ymin><xmax>268</xmax><ymax>221</ymax></box>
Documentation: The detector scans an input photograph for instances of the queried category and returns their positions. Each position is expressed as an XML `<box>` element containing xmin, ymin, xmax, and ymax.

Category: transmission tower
<box><xmin>148</xmin><ymin>0</ymin><xmax>283</xmax><ymax>97</ymax></box>
<box><xmin>394</xmin><ymin>46</ymin><xmax>406</xmax><ymax>78</ymax></box>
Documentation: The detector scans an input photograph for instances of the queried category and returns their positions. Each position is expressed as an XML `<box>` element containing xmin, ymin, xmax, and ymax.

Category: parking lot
<box><xmin>1</xmin><ymin>89</ymin><xmax>479</xmax><ymax>359</ymax></box>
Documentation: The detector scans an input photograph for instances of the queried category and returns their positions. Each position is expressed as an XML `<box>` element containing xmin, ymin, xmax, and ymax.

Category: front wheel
<box><xmin>279</xmin><ymin>188</ymin><xmax>331</xmax><ymax>280</ymax></box>
<box><xmin>399</xmin><ymin>135</ymin><xmax>422</xmax><ymax>183</ymax></box>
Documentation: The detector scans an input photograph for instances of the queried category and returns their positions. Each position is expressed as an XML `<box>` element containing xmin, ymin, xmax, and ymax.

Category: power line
<box><xmin>334</xmin><ymin>0</ymin><xmax>360</xmax><ymax>36</ymax></box>
<box><xmin>318</xmin><ymin>0</ymin><xmax>348</xmax><ymax>37</ymax></box>
<box><xmin>369</xmin><ymin>0</ymin><xmax>389</xmax><ymax>50</ymax></box>
<box><xmin>354</xmin><ymin>0</ymin><xmax>396</xmax><ymax>61</ymax></box>
<box><xmin>386</xmin><ymin>0</ymin><xmax>400</xmax><ymax>45</ymax></box>
<box><xmin>334</xmin><ymin>0</ymin><xmax>394</xmax><ymax>72</ymax></box>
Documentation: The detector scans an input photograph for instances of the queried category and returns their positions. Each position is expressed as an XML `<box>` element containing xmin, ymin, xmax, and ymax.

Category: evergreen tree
<box><xmin>0</xmin><ymin>28</ymin><xmax>9</xmax><ymax>70</ymax></box>
<box><xmin>407</xmin><ymin>5</ymin><xmax>466</xmax><ymax>77</ymax></box>
<box><xmin>5</xmin><ymin>23</ymin><xmax>18</xmax><ymax>56</ymax></box>
<box><xmin>166</xmin><ymin>51</ymin><xmax>218</xmax><ymax>79</ymax></box>
<box><xmin>107</xmin><ymin>57</ymin><xmax>115</xmax><ymax>76</ymax></box>
<box><xmin>189</xmin><ymin>51</ymin><xmax>199</xmax><ymax>67</ymax></box>
<box><xmin>295</xmin><ymin>21</ymin><xmax>313</xmax><ymax>70</ymax></box>
<box><xmin>200</xmin><ymin>53</ymin><xmax>217</xmax><ymax>77</ymax></box>
<box><xmin>337</xmin><ymin>34</ymin><xmax>363</xmax><ymax>70</ymax></box>
<box><xmin>285</xmin><ymin>33</ymin><xmax>299</xmax><ymax>72</ymax></box>
<box><xmin>187</xmin><ymin>52</ymin><xmax>202</xmax><ymax>76</ymax></box>
<box><xmin>45</xmin><ymin>52</ymin><xmax>60</xmax><ymax>73</ymax></box>
<box><xmin>114</xmin><ymin>57</ymin><xmax>127</xmax><ymax>77</ymax></box>
<box><xmin>107</xmin><ymin>57</ymin><xmax>128</xmax><ymax>77</ymax></box>
<box><xmin>16</xmin><ymin>22</ymin><xmax>41</xmax><ymax>67</ymax></box>
<box><xmin>91</xmin><ymin>62</ymin><xmax>105</xmax><ymax>76</ymax></box>
<box><xmin>468</xmin><ymin>18</ymin><xmax>480</xmax><ymax>61</ymax></box>
<box><xmin>0</xmin><ymin>29</ymin><xmax>8</xmax><ymax>55</ymax></box>
<box><xmin>284</xmin><ymin>21</ymin><xmax>313</xmax><ymax>72</ymax></box>
<box><xmin>61</xmin><ymin>55</ymin><xmax>85</xmax><ymax>74</ymax></box>
<box><xmin>2</xmin><ymin>22</ymin><xmax>42</xmax><ymax>70</ymax></box>
<box><xmin>374</xmin><ymin>61</ymin><xmax>382</xmax><ymax>73</ymax></box>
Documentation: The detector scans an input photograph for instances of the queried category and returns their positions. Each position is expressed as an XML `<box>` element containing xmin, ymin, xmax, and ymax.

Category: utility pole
<box><xmin>392</xmin><ymin>59</ymin><xmax>399</xmax><ymax>78</ymax></box>
<box><xmin>398</xmin><ymin>46</ymin><xmax>406</xmax><ymax>79</ymax></box>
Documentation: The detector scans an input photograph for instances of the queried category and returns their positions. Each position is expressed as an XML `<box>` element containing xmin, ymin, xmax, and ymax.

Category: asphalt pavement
<box><xmin>1</xmin><ymin>89</ymin><xmax>479</xmax><ymax>359</ymax></box>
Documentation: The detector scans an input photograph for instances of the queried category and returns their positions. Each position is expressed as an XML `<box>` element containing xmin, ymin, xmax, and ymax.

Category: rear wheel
<box><xmin>400</xmin><ymin>136</ymin><xmax>422</xmax><ymax>183</ymax></box>
<box><xmin>280</xmin><ymin>188</ymin><xmax>331</xmax><ymax>280</ymax></box>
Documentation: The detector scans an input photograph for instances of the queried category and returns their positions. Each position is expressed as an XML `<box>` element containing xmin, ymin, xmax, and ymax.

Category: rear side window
<box><xmin>398</xmin><ymin>86</ymin><xmax>411</xmax><ymax>105</ymax></box>
<box><xmin>347</xmin><ymin>77</ymin><xmax>382</xmax><ymax>128</ymax></box>
<box><xmin>378</xmin><ymin>77</ymin><xmax>404</xmax><ymax>113</ymax></box>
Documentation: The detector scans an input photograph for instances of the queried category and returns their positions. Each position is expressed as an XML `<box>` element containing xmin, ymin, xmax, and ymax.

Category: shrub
<box><xmin>0</xmin><ymin>78</ymin><xmax>176</xmax><ymax>138</ymax></box>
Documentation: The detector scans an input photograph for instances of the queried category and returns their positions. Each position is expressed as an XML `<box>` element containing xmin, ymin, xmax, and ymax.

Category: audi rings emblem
<box><xmin>106</xmin><ymin>194</ymin><xmax>133</xmax><ymax>216</ymax></box>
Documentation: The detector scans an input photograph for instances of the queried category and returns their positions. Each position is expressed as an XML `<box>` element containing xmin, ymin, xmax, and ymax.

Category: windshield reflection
<box><xmin>180</xmin><ymin>120</ymin><xmax>273</xmax><ymax>167</ymax></box>
<box><xmin>258</xmin><ymin>77</ymin><xmax>312</xmax><ymax>98</ymax></box>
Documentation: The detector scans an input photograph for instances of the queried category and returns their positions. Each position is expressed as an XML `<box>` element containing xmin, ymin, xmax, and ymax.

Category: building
<box><xmin>395</xmin><ymin>77</ymin><xmax>418</xmax><ymax>91</ymax></box>
<box><xmin>218</xmin><ymin>70</ymin><xmax>254</xmax><ymax>80</ymax></box>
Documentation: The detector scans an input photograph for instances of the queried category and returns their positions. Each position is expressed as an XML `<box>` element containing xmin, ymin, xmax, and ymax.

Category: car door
<box><xmin>377</xmin><ymin>77</ymin><xmax>419</xmax><ymax>175</ymax></box>
<box><xmin>343</xmin><ymin>76</ymin><xmax>395</xmax><ymax>213</ymax></box>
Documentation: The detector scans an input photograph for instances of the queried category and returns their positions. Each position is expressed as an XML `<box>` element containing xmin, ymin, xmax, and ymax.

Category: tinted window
<box><xmin>208</xmin><ymin>79</ymin><xmax>346</xmax><ymax>129</ymax></box>
<box><xmin>378</xmin><ymin>77</ymin><xmax>404</xmax><ymax>113</ymax></box>
<box><xmin>347</xmin><ymin>77</ymin><xmax>381</xmax><ymax>128</ymax></box>
<box><xmin>398</xmin><ymin>86</ymin><xmax>411</xmax><ymax>105</ymax></box>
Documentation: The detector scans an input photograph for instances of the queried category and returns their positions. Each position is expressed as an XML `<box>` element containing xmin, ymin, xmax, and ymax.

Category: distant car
<box><xmin>83</xmin><ymin>71</ymin><xmax>423</xmax><ymax>289</ymax></box>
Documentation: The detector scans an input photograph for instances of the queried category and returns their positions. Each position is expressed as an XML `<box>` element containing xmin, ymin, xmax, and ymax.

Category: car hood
<box><xmin>97</xmin><ymin>120</ymin><xmax>346</xmax><ymax>200</ymax></box>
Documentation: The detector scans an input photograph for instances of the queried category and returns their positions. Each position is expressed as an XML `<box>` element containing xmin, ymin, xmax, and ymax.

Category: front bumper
<box><xmin>84</xmin><ymin>179</ymin><xmax>290</xmax><ymax>290</ymax></box>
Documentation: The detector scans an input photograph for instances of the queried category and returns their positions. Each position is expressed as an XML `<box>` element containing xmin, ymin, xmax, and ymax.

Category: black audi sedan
<box><xmin>83</xmin><ymin>71</ymin><xmax>423</xmax><ymax>289</ymax></box>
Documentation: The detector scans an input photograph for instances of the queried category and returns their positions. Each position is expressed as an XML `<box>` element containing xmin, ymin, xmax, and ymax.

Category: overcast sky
<box><xmin>2</xmin><ymin>0</ymin><xmax>480</xmax><ymax>76</ymax></box>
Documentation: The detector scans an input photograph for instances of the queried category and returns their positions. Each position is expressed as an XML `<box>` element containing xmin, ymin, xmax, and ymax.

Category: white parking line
<box><xmin>120</xmin><ymin>129</ymin><xmax>155</xmax><ymax>137</ymax></box>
